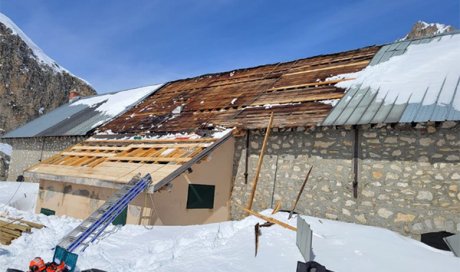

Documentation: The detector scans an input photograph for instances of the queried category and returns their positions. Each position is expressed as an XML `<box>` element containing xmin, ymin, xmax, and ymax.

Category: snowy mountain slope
<box><xmin>0</xmin><ymin>12</ymin><xmax>77</xmax><ymax>77</ymax></box>
<box><xmin>0</xmin><ymin>182</ymin><xmax>458</xmax><ymax>272</ymax></box>
<box><xmin>0</xmin><ymin>12</ymin><xmax>95</xmax><ymax>134</ymax></box>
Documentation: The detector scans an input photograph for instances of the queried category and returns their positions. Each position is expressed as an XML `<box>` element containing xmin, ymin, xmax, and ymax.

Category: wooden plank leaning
<box><xmin>246</xmin><ymin>112</ymin><xmax>274</xmax><ymax>213</ymax></box>
<box><xmin>288</xmin><ymin>166</ymin><xmax>313</xmax><ymax>219</ymax></box>
<box><xmin>239</xmin><ymin>205</ymin><xmax>297</xmax><ymax>232</ymax></box>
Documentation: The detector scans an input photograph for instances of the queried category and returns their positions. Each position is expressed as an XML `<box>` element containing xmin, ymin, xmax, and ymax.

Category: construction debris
<box><xmin>288</xmin><ymin>166</ymin><xmax>313</xmax><ymax>219</ymax></box>
<box><xmin>254</xmin><ymin>222</ymin><xmax>274</xmax><ymax>257</ymax></box>
<box><xmin>240</xmin><ymin>205</ymin><xmax>297</xmax><ymax>231</ymax></box>
<box><xmin>271</xmin><ymin>200</ymin><xmax>282</xmax><ymax>215</ymax></box>
<box><xmin>0</xmin><ymin>217</ymin><xmax>44</xmax><ymax>245</ymax></box>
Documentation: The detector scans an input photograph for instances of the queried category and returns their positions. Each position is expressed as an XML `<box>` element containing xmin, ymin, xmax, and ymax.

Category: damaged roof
<box><xmin>323</xmin><ymin>32</ymin><xmax>460</xmax><ymax>126</ymax></box>
<box><xmin>2</xmin><ymin>84</ymin><xmax>162</xmax><ymax>138</ymax></box>
<box><xmin>98</xmin><ymin>46</ymin><xmax>380</xmax><ymax>134</ymax></box>
<box><xmin>25</xmin><ymin>134</ymin><xmax>231</xmax><ymax>191</ymax></box>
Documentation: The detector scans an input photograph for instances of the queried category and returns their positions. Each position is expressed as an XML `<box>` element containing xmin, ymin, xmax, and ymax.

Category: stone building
<box><xmin>24</xmin><ymin>32</ymin><xmax>459</xmax><ymax>237</ymax></box>
<box><xmin>25</xmin><ymin>45</ymin><xmax>376</xmax><ymax>226</ymax></box>
<box><xmin>231</xmin><ymin>32</ymin><xmax>460</xmax><ymax>238</ymax></box>
<box><xmin>1</xmin><ymin>85</ymin><xmax>161</xmax><ymax>181</ymax></box>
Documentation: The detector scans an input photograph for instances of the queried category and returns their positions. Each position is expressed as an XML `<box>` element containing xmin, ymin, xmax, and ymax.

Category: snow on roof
<box><xmin>0</xmin><ymin>143</ymin><xmax>12</xmax><ymax>156</ymax></box>
<box><xmin>323</xmin><ymin>32</ymin><xmax>460</xmax><ymax>126</ymax></box>
<box><xmin>2</xmin><ymin>84</ymin><xmax>162</xmax><ymax>138</ymax></box>
<box><xmin>72</xmin><ymin>84</ymin><xmax>163</xmax><ymax>117</ymax></box>
<box><xmin>0</xmin><ymin>12</ymin><xmax>84</xmax><ymax>81</ymax></box>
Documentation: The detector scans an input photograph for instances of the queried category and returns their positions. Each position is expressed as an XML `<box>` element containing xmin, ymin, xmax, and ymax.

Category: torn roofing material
<box><xmin>97</xmin><ymin>46</ymin><xmax>380</xmax><ymax>134</ymax></box>
<box><xmin>2</xmin><ymin>84</ymin><xmax>162</xmax><ymax>138</ymax></box>
<box><xmin>25</xmin><ymin>132</ymin><xmax>232</xmax><ymax>192</ymax></box>
<box><xmin>322</xmin><ymin>32</ymin><xmax>460</xmax><ymax>126</ymax></box>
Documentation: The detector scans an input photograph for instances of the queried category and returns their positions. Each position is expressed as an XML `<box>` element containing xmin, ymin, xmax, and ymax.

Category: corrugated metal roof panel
<box><xmin>2</xmin><ymin>84</ymin><xmax>161</xmax><ymax>138</ymax></box>
<box><xmin>322</xmin><ymin>32</ymin><xmax>460</xmax><ymax>126</ymax></box>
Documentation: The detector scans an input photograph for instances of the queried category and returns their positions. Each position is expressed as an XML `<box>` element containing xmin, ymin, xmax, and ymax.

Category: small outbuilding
<box><xmin>1</xmin><ymin>84</ymin><xmax>162</xmax><ymax>181</ymax></box>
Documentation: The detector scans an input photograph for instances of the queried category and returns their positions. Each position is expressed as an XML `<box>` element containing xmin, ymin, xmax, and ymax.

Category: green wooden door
<box><xmin>112</xmin><ymin>207</ymin><xmax>127</xmax><ymax>226</ymax></box>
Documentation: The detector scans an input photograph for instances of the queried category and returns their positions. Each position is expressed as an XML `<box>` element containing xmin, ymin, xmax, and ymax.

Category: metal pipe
<box><xmin>244</xmin><ymin>130</ymin><xmax>250</xmax><ymax>184</ymax></box>
<box><xmin>353</xmin><ymin>126</ymin><xmax>359</xmax><ymax>198</ymax></box>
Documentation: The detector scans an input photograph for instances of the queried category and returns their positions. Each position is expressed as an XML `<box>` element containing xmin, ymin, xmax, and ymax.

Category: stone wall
<box><xmin>3</xmin><ymin>136</ymin><xmax>87</xmax><ymax>181</ymax></box>
<box><xmin>0</xmin><ymin>151</ymin><xmax>9</xmax><ymax>179</ymax></box>
<box><xmin>231</xmin><ymin>122</ymin><xmax>460</xmax><ymax>237</ymax></box>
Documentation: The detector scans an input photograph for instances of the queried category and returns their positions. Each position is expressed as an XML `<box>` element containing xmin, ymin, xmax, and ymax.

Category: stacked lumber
<box><xmin>0</xmin><ymin>217</ymin><xmax>44</xmax><ymax>245</ymax></box>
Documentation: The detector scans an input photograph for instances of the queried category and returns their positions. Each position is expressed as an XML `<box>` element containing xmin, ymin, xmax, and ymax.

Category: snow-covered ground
<box><xmin>0</xmin><ymin>143</ymin><xmax>12</xmax><ymax>156</ymax></box>
<box><xmin>0</xmin><ymin>181</ymin><xmax>37</xmax><ymax>212</ymax></box>
<box><xmin>0</xmin><ymin>182</ymin><xmax>458</xmax><ymax>271</ymax></box>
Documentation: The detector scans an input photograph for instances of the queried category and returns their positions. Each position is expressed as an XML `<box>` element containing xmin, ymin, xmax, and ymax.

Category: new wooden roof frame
<box><xmin>25</xmin><ymin>131</ymin><xmax>233</xmax><ymax>193</ymax></box>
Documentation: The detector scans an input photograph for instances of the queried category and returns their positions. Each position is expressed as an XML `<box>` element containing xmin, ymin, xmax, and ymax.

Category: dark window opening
<box><xmin>186</xmin><ymin>184</ymin><xmax>215</xmax><ymax>209</ymax></box>
<box><xmin>40</xmin><ymin>208</ymin><xmax>56</xmax><ymax>216</ymax></box>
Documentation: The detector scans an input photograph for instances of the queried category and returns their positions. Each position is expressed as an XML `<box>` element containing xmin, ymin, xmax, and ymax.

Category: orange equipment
<box><xmin>29</xmin><ymin>257</ymin><xmax>46</xmax><ymax>272</ymax></box>
<box><xmin>28</xmin><ymin>257</ymin><xmax>67</xmax><ymax>272</ymax></box>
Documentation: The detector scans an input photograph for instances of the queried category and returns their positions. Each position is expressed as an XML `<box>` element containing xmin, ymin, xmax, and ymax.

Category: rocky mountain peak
<box><xmin>401</xmin><ymin>21</ymin><xmax>456</xmax><ymax>41</ymax></box>
<box><xmin>0</xmin><ymin>12</ymin><xmax>96</xmax><ymax>135</ymax></box>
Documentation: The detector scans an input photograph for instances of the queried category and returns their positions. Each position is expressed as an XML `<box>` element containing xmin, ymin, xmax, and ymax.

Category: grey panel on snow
<box><xmin>334</xmin><ymin>86</ymin><xmax>369</xmax><ymax>125</ymax></box>
<box><xmin>2</xmin><ymin>85</ymin><xmax>161</xmax><ymax>138</ymax></box>
<box><xmin>37</xmin><ymin>102</ymin><xmax>106</xmax><ymax>136</ymax></box>
<box><xmin>444</xmin><ymin>233</ymin><xmax>460</xmax><ymax>257</ymax></box>
<box><xmin>3</xmin><ymin>104</ymin><xmax>87</xmax><ymax>138</ymax></box>
<box><xmin>322</xmin><ymin>85</ymin><xmax>362</xmax><ymax>126</ymax></box>
<box><xmin>322</xmin><ymin>32</ymin><xmax>460</xmax><ymax>126</ymax></box>
<box><xmin>296</xmin><ymin>216</ymin><xmax>313</xmax><ymax>262</ymax></box>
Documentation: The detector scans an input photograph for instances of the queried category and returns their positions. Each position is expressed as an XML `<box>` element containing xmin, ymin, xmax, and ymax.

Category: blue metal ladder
<box><xmin>53</xmin><ymin>173</ymin><xmax>152</xmax><ymax>271</ymax></box>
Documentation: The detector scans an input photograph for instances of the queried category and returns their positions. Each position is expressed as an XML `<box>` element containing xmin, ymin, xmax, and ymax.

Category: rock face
<box><xmin>401</xmin><ymin>21</ymin><xmax>456</xmax><ymax>41</ymax></box>
<box><xmin>0</xmin><ymin>13</ymin><xmax>95</xmax><ymax>135</ymax></box>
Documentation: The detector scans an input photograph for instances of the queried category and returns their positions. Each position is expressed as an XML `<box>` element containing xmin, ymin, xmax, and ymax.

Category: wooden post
<box><xmin>288</xmin><ymin>166</ymin><xmax>313</xmax><ymax>219</ymax></box>
<box><xmin>246</xmin><ymin>112</ymin><xmax>274</xmax><ymax>213</ymax></box>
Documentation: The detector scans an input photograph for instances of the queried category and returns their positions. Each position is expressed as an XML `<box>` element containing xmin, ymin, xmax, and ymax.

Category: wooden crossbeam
<box><xmin>284</xmin><ymin>60</ymin><xmax>369</xmax><ymax>76</ymax></box>
<box><xmin>108</xmin><ymin>156</ymin><xmax>191</xmax><ymax>163</ymax></box>
<box><xmin>127</xmin><ymin>143</ymin><xmax>211</xmax><ymax>149</ymax></box>
<box><xmin>270</xmin><ymin>78</ymin><xmax>354</xmax><ymax>91</ymax></box>
<box><xmin>72</xmin><ymin>145</ymin><xmax>130</xmax><ymax>151</ymax></box>
<box><xmin>61</xmin><ymin>152</ymin><xmax>116</xmax><ymax>158</ymax></box>
<box><xmin>85</xmin><ymin>138</ymin><xmax>217</xmax><ymax>144</ymax></box>
<box><xmin>250</xmin><ymin>93</ymin><xmax>343</xmax><ymax>106</ymax></box>
<box><xmin>287</xmin><ymin>51</ymin><xmax>376</xmax><ymax>72</ymax></box>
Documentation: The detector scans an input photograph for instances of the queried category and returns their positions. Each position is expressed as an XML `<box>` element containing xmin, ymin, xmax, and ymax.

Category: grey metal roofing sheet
<box><xmin>2</xmin><ymin>84</ymin><xmax>161</xmax><ymax>138</ymax></box>
<box><xmin>323</xmin><ymin>32</ymin><xmax>460</xmax><ymax>126</ymax></box>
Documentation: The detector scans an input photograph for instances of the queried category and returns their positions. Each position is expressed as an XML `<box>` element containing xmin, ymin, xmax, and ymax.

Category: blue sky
<box><xmin>1</xmin><ymin>0</ymin><xmax>459</xmax><ymax>93</ymax></box>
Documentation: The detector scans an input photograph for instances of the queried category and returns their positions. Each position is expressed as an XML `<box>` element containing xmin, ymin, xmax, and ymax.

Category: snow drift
<box><xmin>0</xmin><ymin>182</ymin><xmax>458</xmax><ymax>271</ymax></box>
